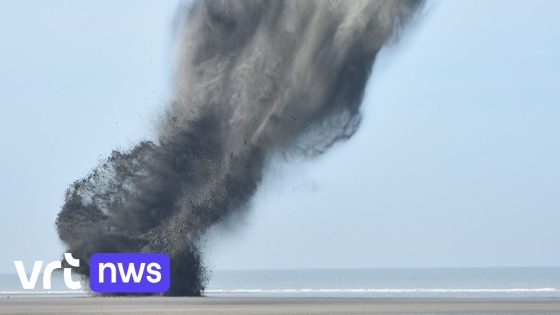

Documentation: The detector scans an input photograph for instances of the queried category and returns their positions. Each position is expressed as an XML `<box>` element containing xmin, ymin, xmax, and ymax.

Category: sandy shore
<box><xmin>1</xmin><ymin>297</ymin><xmax>560</xmax><ymax>314</ymax></box>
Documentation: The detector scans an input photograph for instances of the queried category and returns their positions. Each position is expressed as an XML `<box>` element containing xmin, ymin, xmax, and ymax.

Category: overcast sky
<box><xmin>1</xmin><ymin>0</ymin><xmax>559</xmax><ymax>273</ymax></box>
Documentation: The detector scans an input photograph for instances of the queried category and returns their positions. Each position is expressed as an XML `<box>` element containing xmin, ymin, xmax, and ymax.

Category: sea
<box><xmin>1</xmin><ymin>268</ymin><xmax>559</xmax><ymax>298</ymax></box>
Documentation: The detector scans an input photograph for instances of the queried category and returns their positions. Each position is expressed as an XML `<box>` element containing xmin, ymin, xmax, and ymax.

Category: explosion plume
<box><xmin>56</xmin><ymin>0</ymin><xmax>423</xmax><ymax>296</ymax></box>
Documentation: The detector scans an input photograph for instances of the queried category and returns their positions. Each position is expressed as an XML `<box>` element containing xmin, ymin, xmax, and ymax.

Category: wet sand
<box><xmin>1</xmin><ymin>297</ymin><xmax>560</xmax><ymax>314</ymax></box>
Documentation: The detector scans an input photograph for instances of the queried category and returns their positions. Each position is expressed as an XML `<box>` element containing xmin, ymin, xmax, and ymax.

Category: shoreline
<box><xmin>2</xmin><ymin>296</ymin><xmax>560</xmax><ymax>314</ymax></box>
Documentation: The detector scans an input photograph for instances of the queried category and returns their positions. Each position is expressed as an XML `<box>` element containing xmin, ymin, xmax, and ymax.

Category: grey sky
<box><xmin>1</xmin><ymin>0</ymin><xmax>559</xmax><ymax>273</ymax></box>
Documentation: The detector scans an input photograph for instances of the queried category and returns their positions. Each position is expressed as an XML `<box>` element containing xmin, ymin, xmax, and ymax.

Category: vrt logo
<box><xmin>14</xmin><ymin>253</ymin><xmax>81</xmax><ymax>290</ymax></box>
<box><xmin>13</xmin><ymin>252</ymin><xmax>170</xmax><ymax>293</ymax></box>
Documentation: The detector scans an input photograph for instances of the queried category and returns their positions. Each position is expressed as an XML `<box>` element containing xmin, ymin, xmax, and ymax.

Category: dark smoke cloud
<box><xmin>56</xmin><ymin>0</ymin><xmax>423</xmax><ymax>296</ymax></box>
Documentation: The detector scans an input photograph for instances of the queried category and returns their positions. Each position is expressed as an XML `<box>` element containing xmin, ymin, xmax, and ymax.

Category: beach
<box><xmin>1</xmin><ymin>297</ymin><xmax>560</xmax><ymax>314</ymax></box>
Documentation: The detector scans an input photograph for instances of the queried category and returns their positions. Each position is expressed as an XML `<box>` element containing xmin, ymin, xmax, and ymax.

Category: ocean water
<box><xmin>206</xmin><ymin>268</ymin><xmax>560</xmax><ymax>298</ymax></box>
<box><xmin>1</xmin><ymin>268</ymin><xmax>559</xmax><ymax>298</ymax></box>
